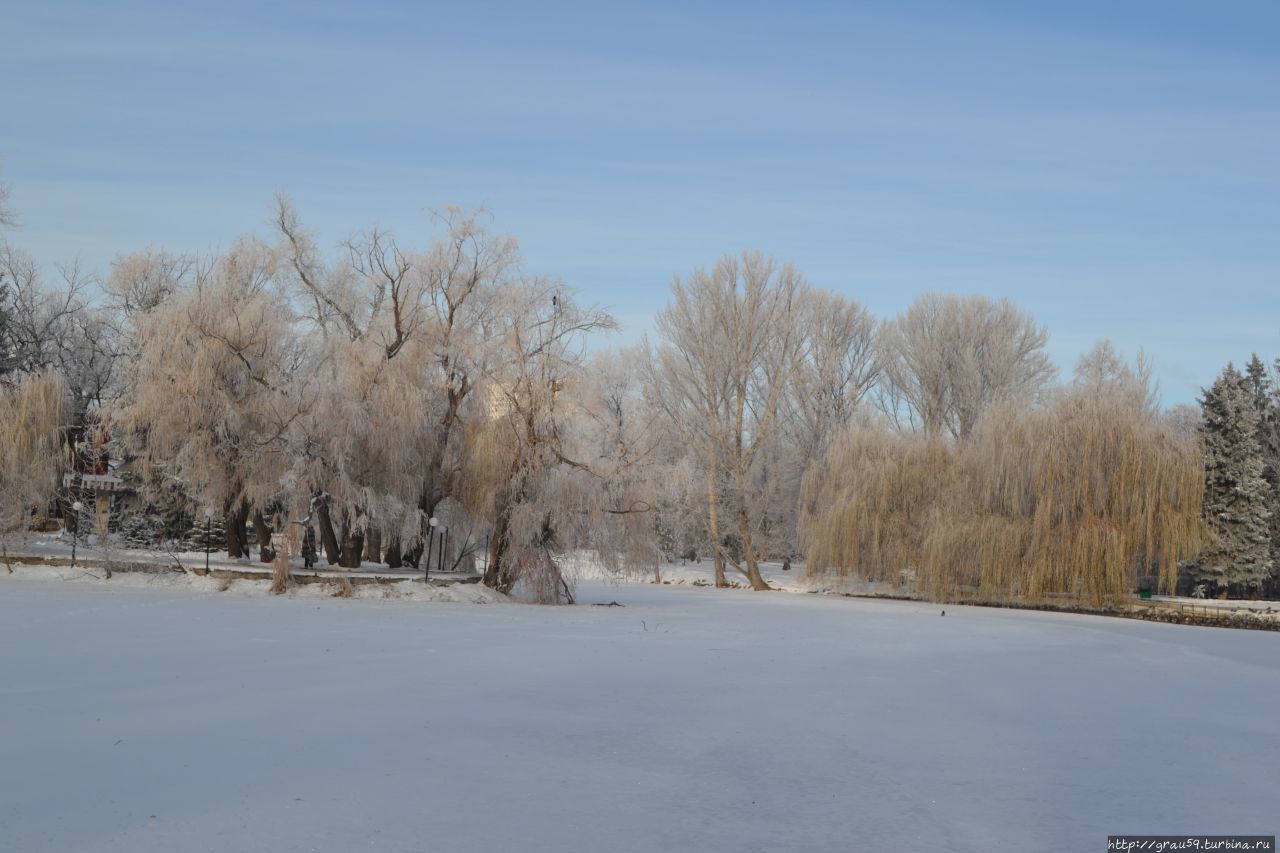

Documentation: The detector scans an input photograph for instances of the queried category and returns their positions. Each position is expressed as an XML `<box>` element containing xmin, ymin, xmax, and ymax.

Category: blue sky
<box><xmin>3</xmin><ymin>0</ymin><xmax>1278</xmax><ymax>404</ymax></box>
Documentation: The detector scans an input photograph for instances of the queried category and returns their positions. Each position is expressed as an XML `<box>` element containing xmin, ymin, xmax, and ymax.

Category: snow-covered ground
<box><xmin>2</xmin><ymin>575</ymin><xmax>1277</xmax><ymax>852</ymax></box>
<box><xmin>0</xmin><ymin>560</ymin><xmax>504</xmax><ymax>603</ymax></box>
<box><xmin>13</xmin><ymin>535</ymin><xmax>1277</xmax><ymax>619</ymax></box>
<box><xmin>571</xmin><ymin>553</ymin><xmax>906</xmax><ymax>596</ymax></box>
<box><xmin>3</xmin><ymin>533</ymin><xmax>475</xmax><ymax>579</ymax></box>
<box><xmin>589</xmin><ymin>556</ymin><xmax>1280</xmax><ymax>619</ymax></box>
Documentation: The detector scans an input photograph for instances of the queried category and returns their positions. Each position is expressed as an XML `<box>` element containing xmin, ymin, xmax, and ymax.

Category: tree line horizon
<box><xmin>1</xmin><ymin>184</ymin><xmax>1275</xmax><ymax>603</ymax></box>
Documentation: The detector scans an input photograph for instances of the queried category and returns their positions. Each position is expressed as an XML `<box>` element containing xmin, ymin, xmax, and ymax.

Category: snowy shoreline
<box><xmin>5</xmin><ymin>540</ymin><xmax>1278</xmax><ymax>630</ymax></box>
<box><xmin>0</xmin><ymin>554</ymin><xmax>505</xmax><ymax>605</ymax></box>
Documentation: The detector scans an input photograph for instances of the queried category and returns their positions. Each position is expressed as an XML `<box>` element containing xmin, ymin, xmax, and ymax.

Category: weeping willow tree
<box><xmin>800</xmin><ymin>424</ymin><xmax>955</xmax><ymax>586</ymax></box>
<box><xmin>273</xmin><ymin>199</ymin><xmax>524</xmax><ymax>570</ymax></box>
<box><xmin>0</xmin><ymin>372</ymin><xmax>67</xmax><ymax>569</ymax></box>
<box><xmin>803</xmin><ymin>346</ymin><xmax>1205</xmax><ymax>606</ymax></box>
<box><xmin>472</xmin><ymin>280</ymin><xmax>620</xmax><ymax>603</ymax></box>
<box><xmin>114</xmin><ymin>238</ymin><xmax>307</xmax><ymax>561</ymax></box>
<box><xmin>935</xmin><ymin>388</ymin><xmax>1204</xmax><ymax>603</ymax></box>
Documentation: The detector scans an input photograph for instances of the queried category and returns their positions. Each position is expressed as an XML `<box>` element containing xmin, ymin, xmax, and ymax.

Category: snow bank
<box><xmin>0</xmin><ymin>562</ymin><xmax>507</xmax><ymax>605</ymax></box>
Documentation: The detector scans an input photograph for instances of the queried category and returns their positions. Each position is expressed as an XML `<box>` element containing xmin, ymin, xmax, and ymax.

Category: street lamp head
<box><xmin>204</xmin><ymin>507</ymin><xmax>214</xmax><ymax>519</ymax></box>
<box><xmin>71</xmin><ymin>501</ymin><xmax>84</xmax><ymax>512</ymax></box>
<box><xmin>428</xmin><ymin>516</ymin><xmax>439</xmax><ymax>528</ymax></box>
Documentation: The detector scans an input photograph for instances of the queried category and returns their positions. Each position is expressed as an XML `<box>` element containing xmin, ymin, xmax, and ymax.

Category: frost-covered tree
<box><xmin>644</xmin><ymin>271</ymin><xmax>731</xmax><ymax>585</ymax></box>
<box><xmin>788</xmin><ymin>290</ymin><xmax>879</xmax><ymax>458</ymax></box>
<box><xmin>1073</xmin><ymin>339</ymin><xmax>1158</xmax><ymax>417</ymax></box>
<box><xmin>570</xmin><ymin>348</ymin><xmax>666</xmax><ymax>578</ymax></box>
<box><xmin>646</xmin><ymin>252</ymin><xmax>809</xmax><ymax>590</ymax></box>
<box><xmin>1</xmin><ymin>212</ymin><xmax>119</xmax><ymax>551</ymax></box>
<box><xmin>777</xmin><ymin>291</ymin><xmax>880</xmax><ymax>561</ymax></box>
<box><xmin>1245</xmin><ymin>354</ymin><xmax>1271</xmax><ymax>415</ymax></box>
<box><xmin>105</xmin><ymin>248</ymin><xmax>193</xmax><ymax>322</ymax></box>
<box><xmin>474</xmin><ymin>280</ymin><xmax>617</xmax><ymax>602</ymax></box>
<box><xmin>649</xmin><ymin>450</ymin><xmax>705</xmax><ymax>566</ymax></box>
<box><xmin>0</xmin><ymin>164</ymin><xmax>16</xmax><ymax>231</ymax></box>
<box><xmin>878</xmin><ymin>293</ymin><xmax>1055</xmax><ymax>441</ymax></box>
<box><xmin>0</xmin><ymin>168</ymin><xmax>21</xmax><ymax>369</ymax></box>
<box><xmin>275</xmin><ymin>200</ymin><xmax>522</xmax><ymax>568</ymax></box>
<box><xmin>1244</xmin><ymin>354</ymin><xmax>1280</xmax><ymax>586</ymax></box>
<box><xmin>0</xmin><ymin>244</ymin><xmax>119</xmax><ymax>419</ymax></box>
<box><xmin>0</xmin><ymin>372</ymin><xmax>66</xmax><ymax>570</ymax></box>
<box><xmin>115</xmin><ymin>238</ymin><xmax>309</xmax><ymax>561</ymax></box>
<box><xmin>1190</xmin><ymin>363</ymin><xmax>1272</xmax><ymax>593</ymax></box>
<box><xmin>409</xmin><ymin>208</ymin><xmax>517</xmax><ymax>520</ymax></box>
<box><xmin>274</xmin><ymin>198</ymin><xmax>634</xmax><ymax>591</ymax></box>
<box><xmin>274</xmin><ymin>194</ymin><xmax>421</xmax><ymax>565</ymax></box>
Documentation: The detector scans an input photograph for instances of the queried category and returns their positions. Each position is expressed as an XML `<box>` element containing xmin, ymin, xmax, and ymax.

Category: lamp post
<box><xmin>203</xmin><ymin>507</ymin><xmax>213</xmax><ymax>574</ymax></box>
<box><xmin>439</xmin><ymin>526</ymin><xmax>447</xmax><ymax>574</ymax></box>
<box><xmin>70</xmin><ymin>501</ymin><xmax>83</xmax><ymax>569</ymax></box>
<box><xmin>425</xmin><ymin>516</ymin><xmax>438</xmax><ymax>581</ymax></box>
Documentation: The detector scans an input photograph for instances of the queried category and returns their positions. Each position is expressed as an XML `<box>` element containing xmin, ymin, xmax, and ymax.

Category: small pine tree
<box><xmin>186</xmin><ymin>513</ymin><xmax>226</xmax><ymax>553</ymax></box>
<box><xmin>120</xmin><ymin>512</ymin><xmax>164</xmax><ymax>550</ymax></box>
<box><xmin>1192</xmin><ymin>363</ymin><xmax>1273</xmax><ymax>593</ymax></box>
<box><xmin>161</xmin><ymin>503</ymin><xmax>194</xmax><ymax>548</ymax></box>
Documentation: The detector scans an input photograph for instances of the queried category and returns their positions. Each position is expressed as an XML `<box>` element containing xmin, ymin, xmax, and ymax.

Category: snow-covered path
<box><xmin>1</xmin><ymin>579</ymin><xmax>1276</xmax><ymax>852</ymax></box>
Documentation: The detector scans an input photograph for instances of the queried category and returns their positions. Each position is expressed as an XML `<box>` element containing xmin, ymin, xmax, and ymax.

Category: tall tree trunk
<box><xmin>225</xmin><ymin>503</ymin><xmax>250</xmax><ymax>559</ymax></box>
<box><xmin>705</xmin><ymin>461</ymin><xmax>727</xmax><ymax>588</ymax></box>
<box><xmin>364</xmin><ymin>528</ymin><xmax>382</xmax><ymax>564</ymax></box>
<box><xmin>339</xmin><ymin>514</ymin><xmax>363</xmax><ymax>570</ymax></box>
<box><xmin>252</xmin><ymin>510</ymin><xmax>274</xmax><ymax>563</ymax></box>
<box><xmin>652</xmin><ymin>515</ymin><xmax>663</xmax><ymax>583</ymax></box>
<box><xmin>384</xmin><ymin>536</ymin><xmax>403</xmax><ymax>569</ymax></box>
<box><xmin>484</xmin><ymin>448</ymin><xmax>525</xmax><ymax>596</ymax></box>
<box><xmin>316</xmin><ymin>498</ymin><xmax>341</xmax><ymax>565</ymax></box>
<box><xmin>738</xmin><ymin>501</ymin><xmax>771</xmax><ymax>591</ymax></box>
<box><xmin>225</xmin><ymin>513</ymin><xmax>240</xmax><ymax>559</ymax></box>
<box><xmin>417</xmin><ymin>393</ymin><xmax>462</xmax><ymax>525</ymax></box>
<box><xmin>484</xmin><ymin>503</ymin><xmax>515</xmax><ymax>593</ymax></box>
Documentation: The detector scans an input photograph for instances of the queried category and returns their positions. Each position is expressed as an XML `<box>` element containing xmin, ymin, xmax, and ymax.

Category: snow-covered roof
<box><xmin>62</xmin><ymin>472</ymin><xmax>124</xmax><ymax>491</ymax></box>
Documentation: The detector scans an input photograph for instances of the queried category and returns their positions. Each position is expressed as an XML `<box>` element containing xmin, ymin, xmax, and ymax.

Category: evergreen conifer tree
<box><xmin>1192</xmin><ymin>363</ymin><xmax>1273</xmax><ymax>593</ymax></box>
<box><xmin>186</xmin><ymin>513</ymin><xmax>226</xmax><ymax>553</ymax></box>
<box><xmin>1245</xmin><ymin>354</ymin><xmax>1280</xmax><ymax>589</ymax></box>
<box><xmin>120</xmin><ymin>512</ymin><xmax>163</xmax><ymax>550</ymax></box>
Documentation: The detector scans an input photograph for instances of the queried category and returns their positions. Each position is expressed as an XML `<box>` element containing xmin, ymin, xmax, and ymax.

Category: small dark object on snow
<box><xmin>941</xmin><ymin>610</ymin><xmax>945</xmax><ymax>616</ymax></box>
<box><xmin>593</xmin><ymin>601</ymin><xmax>624</xmax><ymax>607</ymax></box>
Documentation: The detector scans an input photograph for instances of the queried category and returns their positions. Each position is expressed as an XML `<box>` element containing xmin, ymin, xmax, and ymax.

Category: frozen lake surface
<box><xmin>1</xmin><ymin>576</ymin><xmax>1276</xmax><ymax>852</ymax></box>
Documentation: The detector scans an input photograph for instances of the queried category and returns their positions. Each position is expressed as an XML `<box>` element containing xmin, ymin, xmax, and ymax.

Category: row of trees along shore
<box><xmin>1</xmin><ymin>182</ymin><xmax>1276</xmax><ymax>602</ymax></box>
